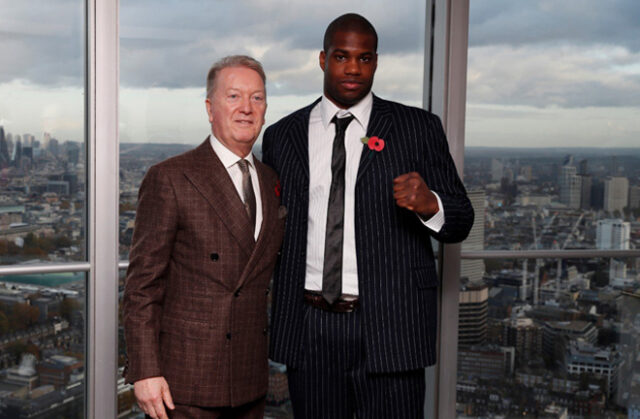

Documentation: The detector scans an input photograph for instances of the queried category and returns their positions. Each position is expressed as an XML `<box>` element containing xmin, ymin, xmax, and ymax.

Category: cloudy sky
<box><xmin>0</xmin><ymin>0</ymin><xmax>639</xmax><ymax>148</ymax></box>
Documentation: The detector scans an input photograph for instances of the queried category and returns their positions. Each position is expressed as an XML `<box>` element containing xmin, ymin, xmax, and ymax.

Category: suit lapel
<box><xmin>183</xmin><ymin>139</ymin><xmax>256</xmax><ymax>258</ymax></box>
<box><xmin>288</xmin><ymin>98</ymin><xmax>321</xmax><ymax>181</ymax></box>
<box><xmin>235</xmin><ymin>158</ymin><xmax>276</xmax><ymax>289</ymax></box>
<box><xmin>357</xmin><ymin>95</ymin><xmax>393</xmax><ymax>183</ymax></box>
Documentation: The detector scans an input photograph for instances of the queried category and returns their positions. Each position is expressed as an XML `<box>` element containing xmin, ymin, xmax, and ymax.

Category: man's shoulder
<box><xmin>144</xmin><ymin>140</ymin><xmax>207</xmax><ymax>178</ymax></box>
<box><xmin>374</xmin><ymin>95</ymin><xmax>439</xmax><ymax>123</ymax></box>
<box><xmin>265</xmin><ymin>98</ymin><xmax>321</xmax><ymax>134</ymax></box>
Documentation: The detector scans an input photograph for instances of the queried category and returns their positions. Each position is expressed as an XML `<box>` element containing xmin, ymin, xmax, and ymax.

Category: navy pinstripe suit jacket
<box><xmin>262</xmin><ymin>95</ymin><xmax>473</xmax><ymax>373</ymax></box>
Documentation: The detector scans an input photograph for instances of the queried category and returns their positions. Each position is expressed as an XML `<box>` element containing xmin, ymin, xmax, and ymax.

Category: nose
<box><xmin>240</xmin><ymin>96</ymin><xmax>252</xmax><ymax>113</ymax></box>
<box><xmin>345</xmin><ymin>58</ymin><xmax>361</xmax><ymax>75</ymax></box>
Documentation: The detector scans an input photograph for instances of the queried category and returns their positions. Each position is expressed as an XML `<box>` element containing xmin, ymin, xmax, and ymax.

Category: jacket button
<box><xmin>263</xmin><ymin>328</ymin><xmax>268</xmax><ymax>336</ymax></box>
<box><xmin>265</xmin><ymin>288</ymin><xmax>270</xmax><ymax>295</ymax></box>
<box><xmin>226</xmin><ymin>333</ymin><xmax>232</xmax><ymax>340</ymax></box>
<box><xmin>210</xmin><ymin>253</ymin><xmax>219</xmax><ymax>261</ymax></box>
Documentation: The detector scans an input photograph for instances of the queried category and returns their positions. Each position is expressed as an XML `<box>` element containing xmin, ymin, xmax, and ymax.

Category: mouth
<box><xmin>340</xmin><ymin>80</ymin><xmax>363</xmax><ymax>90</ymax></box>
<box><xmin>234</xmin><ymin>119</ymin><xmax>254</xmax><ymax>125</ymax></box>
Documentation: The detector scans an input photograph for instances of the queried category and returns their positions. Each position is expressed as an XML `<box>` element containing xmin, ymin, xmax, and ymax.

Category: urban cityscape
<box><xmin>1</xmin><ymin>125</ymin><xmax>640</xmax><ymax>417</ymax></box>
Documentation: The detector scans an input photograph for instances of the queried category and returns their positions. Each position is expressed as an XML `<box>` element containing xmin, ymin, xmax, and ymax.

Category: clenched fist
<box><xmin>393</xmin><ymin>172</ymin><xmax>439</xmax><ymax>218</ymax></box>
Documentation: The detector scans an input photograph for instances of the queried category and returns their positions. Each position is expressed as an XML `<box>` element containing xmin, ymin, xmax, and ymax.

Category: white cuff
<box><xmin>417</xmin><ymin>192</ymin><xmax>445</xmax><ymax>233</ymax></box>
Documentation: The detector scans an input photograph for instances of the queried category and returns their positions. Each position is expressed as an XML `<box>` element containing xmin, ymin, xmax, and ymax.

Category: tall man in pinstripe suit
<box><xmin>262</xmin><ymin>13</ymin><xmax>473</xmax><ymax>418</ymax></box>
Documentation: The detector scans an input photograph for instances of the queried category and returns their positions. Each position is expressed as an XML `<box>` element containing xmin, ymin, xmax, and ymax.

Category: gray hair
<box><xmin>206</xmin><ymin>55</ymin><xmax>266</xmax><ymax>99</ymax></box>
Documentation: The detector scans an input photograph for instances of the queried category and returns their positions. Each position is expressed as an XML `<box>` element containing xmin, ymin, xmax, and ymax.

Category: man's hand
<box><xmin>134</xmin><ymin>376</ymin><xmax>175</xmax><ymax>419</ymax></box>
<box><xmin>393</xmin><ymin>172</ymin><xmax>439</xmax><ymax>218</ymax></box>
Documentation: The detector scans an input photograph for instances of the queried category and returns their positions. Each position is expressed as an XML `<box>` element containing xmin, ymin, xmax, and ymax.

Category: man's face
<box><xmin>320</xmin><ymin>30</ymin><xmax>377</xmax><ymax>109</ymax></box>
<box><xmin>205</xmin><ymin>66</ymin><xmax>266</xmax><ymax>156</ymax></box>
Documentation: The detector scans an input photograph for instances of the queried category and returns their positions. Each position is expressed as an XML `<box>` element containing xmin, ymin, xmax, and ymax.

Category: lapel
<box><xmin>235</xmin><ymin>158</ymin><xmax>277</xmax><ymax>290</ymax></box>
<box><xmin>182</xmin><ymin>138</ymin><xmax>256</xmax><ymax>258</ymax></box>
<box><xmin>357</xmin><ymin>94</ymin><xmax>393</xmax><ymax>183</ymax></box>
<box><xmin>288</xmin><ymin>98</ymin><xmax>321</xmax><ymax>181</ymax></box>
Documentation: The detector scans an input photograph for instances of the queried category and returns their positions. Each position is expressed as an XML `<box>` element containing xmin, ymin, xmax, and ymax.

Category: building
<box><xmin>603</xmin><ymin>176</ymin><xmax>629</xmax><ymax>213</ymax></box>
<box><xmin>579</xmin><ymin>174</ymin><xmax>592</xmax><ymax>209</ymax></box>
<box><xmin>458</xmin><ymin>345</ymin><xmax>515</xmax><ymax>379</ymax></box>
<box><xmin>559</xmin><ymin>165</ymin><xmax>581</xmax><ymax>209</ymax></box>
<box><xmin>502</xmin><ymin>317</ymin><xmax>543</xmax><ymax>366</ymax></box>
<box><xmin>629</xmin><ymin>185</ymin><xmax>640</xmax><ymax>210</ymax></box>
<box><xmin>542</xmin><ymin>320</ymin><xmax>597</xmax><ymax>359</ymax></box>
<box><xmin>596</xmin><ymin>219</ymin><xmax>630</xmax><ymax>250</ymax></box>
<box><xmin>564</xmin><ymin>339</ymin><xmax>622</xmax><ymax>398</ymax></box>
<box><xmin>458</xmin><ymin>282</ymin><xmax>488</xmax><ymax>347</ymax></box>
<box><xmin>461</xmin><ymin>189</ymin><xmax>485</xmax><ymax>283</ymax></box>
<box><xmin>38</xmin><ymin>355</ymin><xmax>83</xmax><ymax>388</ymax></box>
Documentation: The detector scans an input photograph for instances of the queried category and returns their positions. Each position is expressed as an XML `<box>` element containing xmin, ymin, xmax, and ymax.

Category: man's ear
<box><xmin>319</xmin><ymin>50</ymin><xmax>326</xmax><ymax>71</ymax></box>
<box><xmin>205</xmin><ymin>98</ymin><xmax>214</xmax><ymax>123</ymax></box>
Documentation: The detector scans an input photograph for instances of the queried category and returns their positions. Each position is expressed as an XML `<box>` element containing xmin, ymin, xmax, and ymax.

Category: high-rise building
<box><xmin>491</xmin><ymin>158</ymin><xmax>503</xmax><ymax>182</ymax></box>
<box><xmin>603</xmin><ymin>176</ymin><xmax>629</xmax><ymax>213</ymax></box>
<box><xmin>461</xmin><ymin>189</ymin><xmax>485</xmax><ymax>283</ymax></box>
<box><xmin>596</xmin><ymin>219</ymin><xmax>630</xmax><ymax>250</ymax></box>
<box><xmin>579</xmin><ymin>174</ymin><xmax>592</xmax><ymax>209</ymax></box>
<box><xmin>0</xmin><ymin>126</ymin><xmax>10</xmax><ymax>167</ymax></box>
<box><xmin>591</xmin><ymin>180</ymin><xmax>604</xmax><ymax>209</ymax></box>
<box><xmin>458</xmin><ymin>282</ymin><xmax>489</xmax><ymax>347</ymax></box>
<box><xmin>629</xmin><ymin>185</ymin><xmax>640</xmax><ymax>209</ymax></box>
<box><xmin>559</xmin><ymin>165</ymin><xmax>581</xmax><ymax>209</ymax></box>
<box><xmin>502</xmin><ymin>317</ymin><xmax>543</xmax><ymax>366</ymax></box>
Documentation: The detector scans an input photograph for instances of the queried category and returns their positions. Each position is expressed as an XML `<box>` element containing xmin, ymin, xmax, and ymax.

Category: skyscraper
<box><xmin>603</xmin><ymin>177</ymin><xmax>629</xmax><ymax>213</ymax></box>
<box><xmin>461</xmin><ymin>189</ymin><xmax>485</xmax><ymax>283</ymax></box>
<box><xmin>560</xmin><ymin>165</ymin><xmax>581</xmax><ymax>209</ymax></box>
<box><xmin>0</xmin><ymin>126</ymin><xmax>10</xmax><ymax>167</ymax></box>
<box><xmin>458</xmin><ymin>282</ymin><xmax>489</xmax><ymax>347</ymax></box>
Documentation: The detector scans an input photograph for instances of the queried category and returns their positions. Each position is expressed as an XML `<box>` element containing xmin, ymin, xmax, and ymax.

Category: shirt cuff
<box><xmin>417</xmin><ymin>192</ymin><xmax>445</xmax><ymax>233</ymax></box>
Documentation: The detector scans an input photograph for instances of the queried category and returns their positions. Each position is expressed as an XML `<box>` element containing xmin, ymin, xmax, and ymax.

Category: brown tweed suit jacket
<box><xmin>123</xmin><ymin>138</ymin><xmax>285</xmax><ymax>407</ymax></box>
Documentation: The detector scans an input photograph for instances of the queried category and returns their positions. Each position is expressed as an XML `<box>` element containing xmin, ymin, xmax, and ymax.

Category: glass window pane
<box><xmin>118</xmin><ymin>2</ymin><xmax>426</xmax><ymax>416</ymax></box>
<box><xmin>0</xmin><ymin>272</ymin><xmax>86</xmax><ymax>418</ymax></box>
<box><xmin>0</xmin><ymin>1</ymin><xmax>87</xmax><ymax>266</ymax></box>
<box><xmin>458</xmin><ymin>1</ymin><xmax>640</xmax><ymax>416</ymax></box>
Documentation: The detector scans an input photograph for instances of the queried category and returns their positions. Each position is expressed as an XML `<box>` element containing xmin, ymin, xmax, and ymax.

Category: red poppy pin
<box><xmin>361</xmin><ymin>136</ymin><xmax>385</xmax><ymax>152</ymax></box>
<box><xmin>275</xmin><ymin>180</ymin><xmax>281</xmax><ymax>197</ymax></box>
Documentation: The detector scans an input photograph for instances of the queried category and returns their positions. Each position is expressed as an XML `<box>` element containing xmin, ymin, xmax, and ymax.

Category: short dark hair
<box><xmin>206</xmin><ymin>55</ymin><xmax>266</xmax><ymax>99</ymax></box>
<box><xmin>323</xmin><ymin>13</ymin><xmax>378</xmax><ymax>52</ymax></box>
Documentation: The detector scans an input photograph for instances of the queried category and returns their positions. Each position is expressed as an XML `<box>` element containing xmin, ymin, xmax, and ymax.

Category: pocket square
<box><xmin>278</xmin><ymin>205</ymin><xmax>287</xmax><ymax>219</ymax></box>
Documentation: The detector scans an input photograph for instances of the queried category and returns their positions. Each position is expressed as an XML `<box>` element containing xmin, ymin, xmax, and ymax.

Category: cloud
<box><xmin>469</xmin><ymin>0</ymin><xmax>640</xmax><ymax>52</ymax></box>
<box><xmin>467</xmin><ymin>44</ymin><xmax>640</xmax><ymax>108</ymax></box>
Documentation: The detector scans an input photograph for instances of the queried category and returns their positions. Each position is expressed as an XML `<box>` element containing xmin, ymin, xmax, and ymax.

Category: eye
<box><xmin>360</xmin><ymin>56</ymin><xmax>371</xmax><ymax>63</ymax></box>
<box><xmin>335</xmin><ymin>54</ymin><xmax>346</xmax><ymax>62</ymax></box>
<box><xmin>228</xmin><ymin>93</ymin><xmax>239</xmax><ymax>100</ymax></box>
<box><xmin>252</xmin><ymin>94</ymin><xmax>264</xmax><ymax>102</ymax></box>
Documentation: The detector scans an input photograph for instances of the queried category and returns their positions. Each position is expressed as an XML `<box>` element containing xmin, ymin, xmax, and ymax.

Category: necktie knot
<box><xmin>332</xmin><ymin>114</ymin><xmax>355</xmax><ymax>135</ymax></box>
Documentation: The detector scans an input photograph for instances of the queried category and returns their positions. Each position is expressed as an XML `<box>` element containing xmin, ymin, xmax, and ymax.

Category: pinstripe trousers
<box><xmin>287</xmin><ymin>305</ymin><xmax>426</xmax><ymax>419</ymax></box>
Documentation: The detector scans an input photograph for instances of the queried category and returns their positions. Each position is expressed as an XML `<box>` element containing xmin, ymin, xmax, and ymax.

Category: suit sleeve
<box><xmin>122</xmin><ymin>164</ymin><xmax>178</xmax><ymax>383</ymax></box>
<box><xmin>420</xmin><ymin>113</ymin><xmax>474</xmax><ymax>243</ymax></box>
<box><xmin>262</xmin><ymin>125</ymin><xmax>278</xmax><ymax>173</ymax></box>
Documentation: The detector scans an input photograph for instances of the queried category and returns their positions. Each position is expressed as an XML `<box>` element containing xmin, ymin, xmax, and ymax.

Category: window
<box><xmin>456</xmin><ymin>1</ymin><xmax>640</xmax><ymax>416</ymax></box>
<box><xmin>0</xmin><ymin>1</ymin><xmax>88</xmax><ymax>417</ymax></box>
<box><xmin>117</xmin><ymin>1</ymin><xmax>428</xmax><ymax>417</ymax></box>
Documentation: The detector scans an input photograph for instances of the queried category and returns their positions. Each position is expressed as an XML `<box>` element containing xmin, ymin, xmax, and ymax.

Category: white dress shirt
<box><xmin>210</xmin><ymin>135</ymin><xmax>262</xmax><ymax>240</ymax></box>
<box><xmin>304</xmin><ymin>93</ymin><xmax>445</xmax><ymax>295</ymax></box>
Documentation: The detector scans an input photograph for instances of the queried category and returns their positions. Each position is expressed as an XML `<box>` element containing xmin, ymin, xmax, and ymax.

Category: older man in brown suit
<box><xmin>123</xmin><ymin>55</ymin><xmax>285</xmax><ymax>419</ymax></box>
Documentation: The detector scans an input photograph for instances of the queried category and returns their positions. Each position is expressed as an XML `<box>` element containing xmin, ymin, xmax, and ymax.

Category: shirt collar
<box><xmin>320</xmin><ymin>92</ymin><xmax>373</xmax><ymax>132</ymax></box>
<box><xmin>209</xmin><ymin>134</ymin><xmax>255</xmax><ymax>169</ymax></box>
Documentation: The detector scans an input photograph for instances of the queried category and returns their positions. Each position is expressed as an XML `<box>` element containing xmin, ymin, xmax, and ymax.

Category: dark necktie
<box><xmin>322</xmin><ymin>114</ymin><xmax>355</xmax><ymax>305</ymax></box>
<box><xmin>237</xmin><ymin>159</ymin><xmax>256</xmax><ymax>231</ymax></box>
